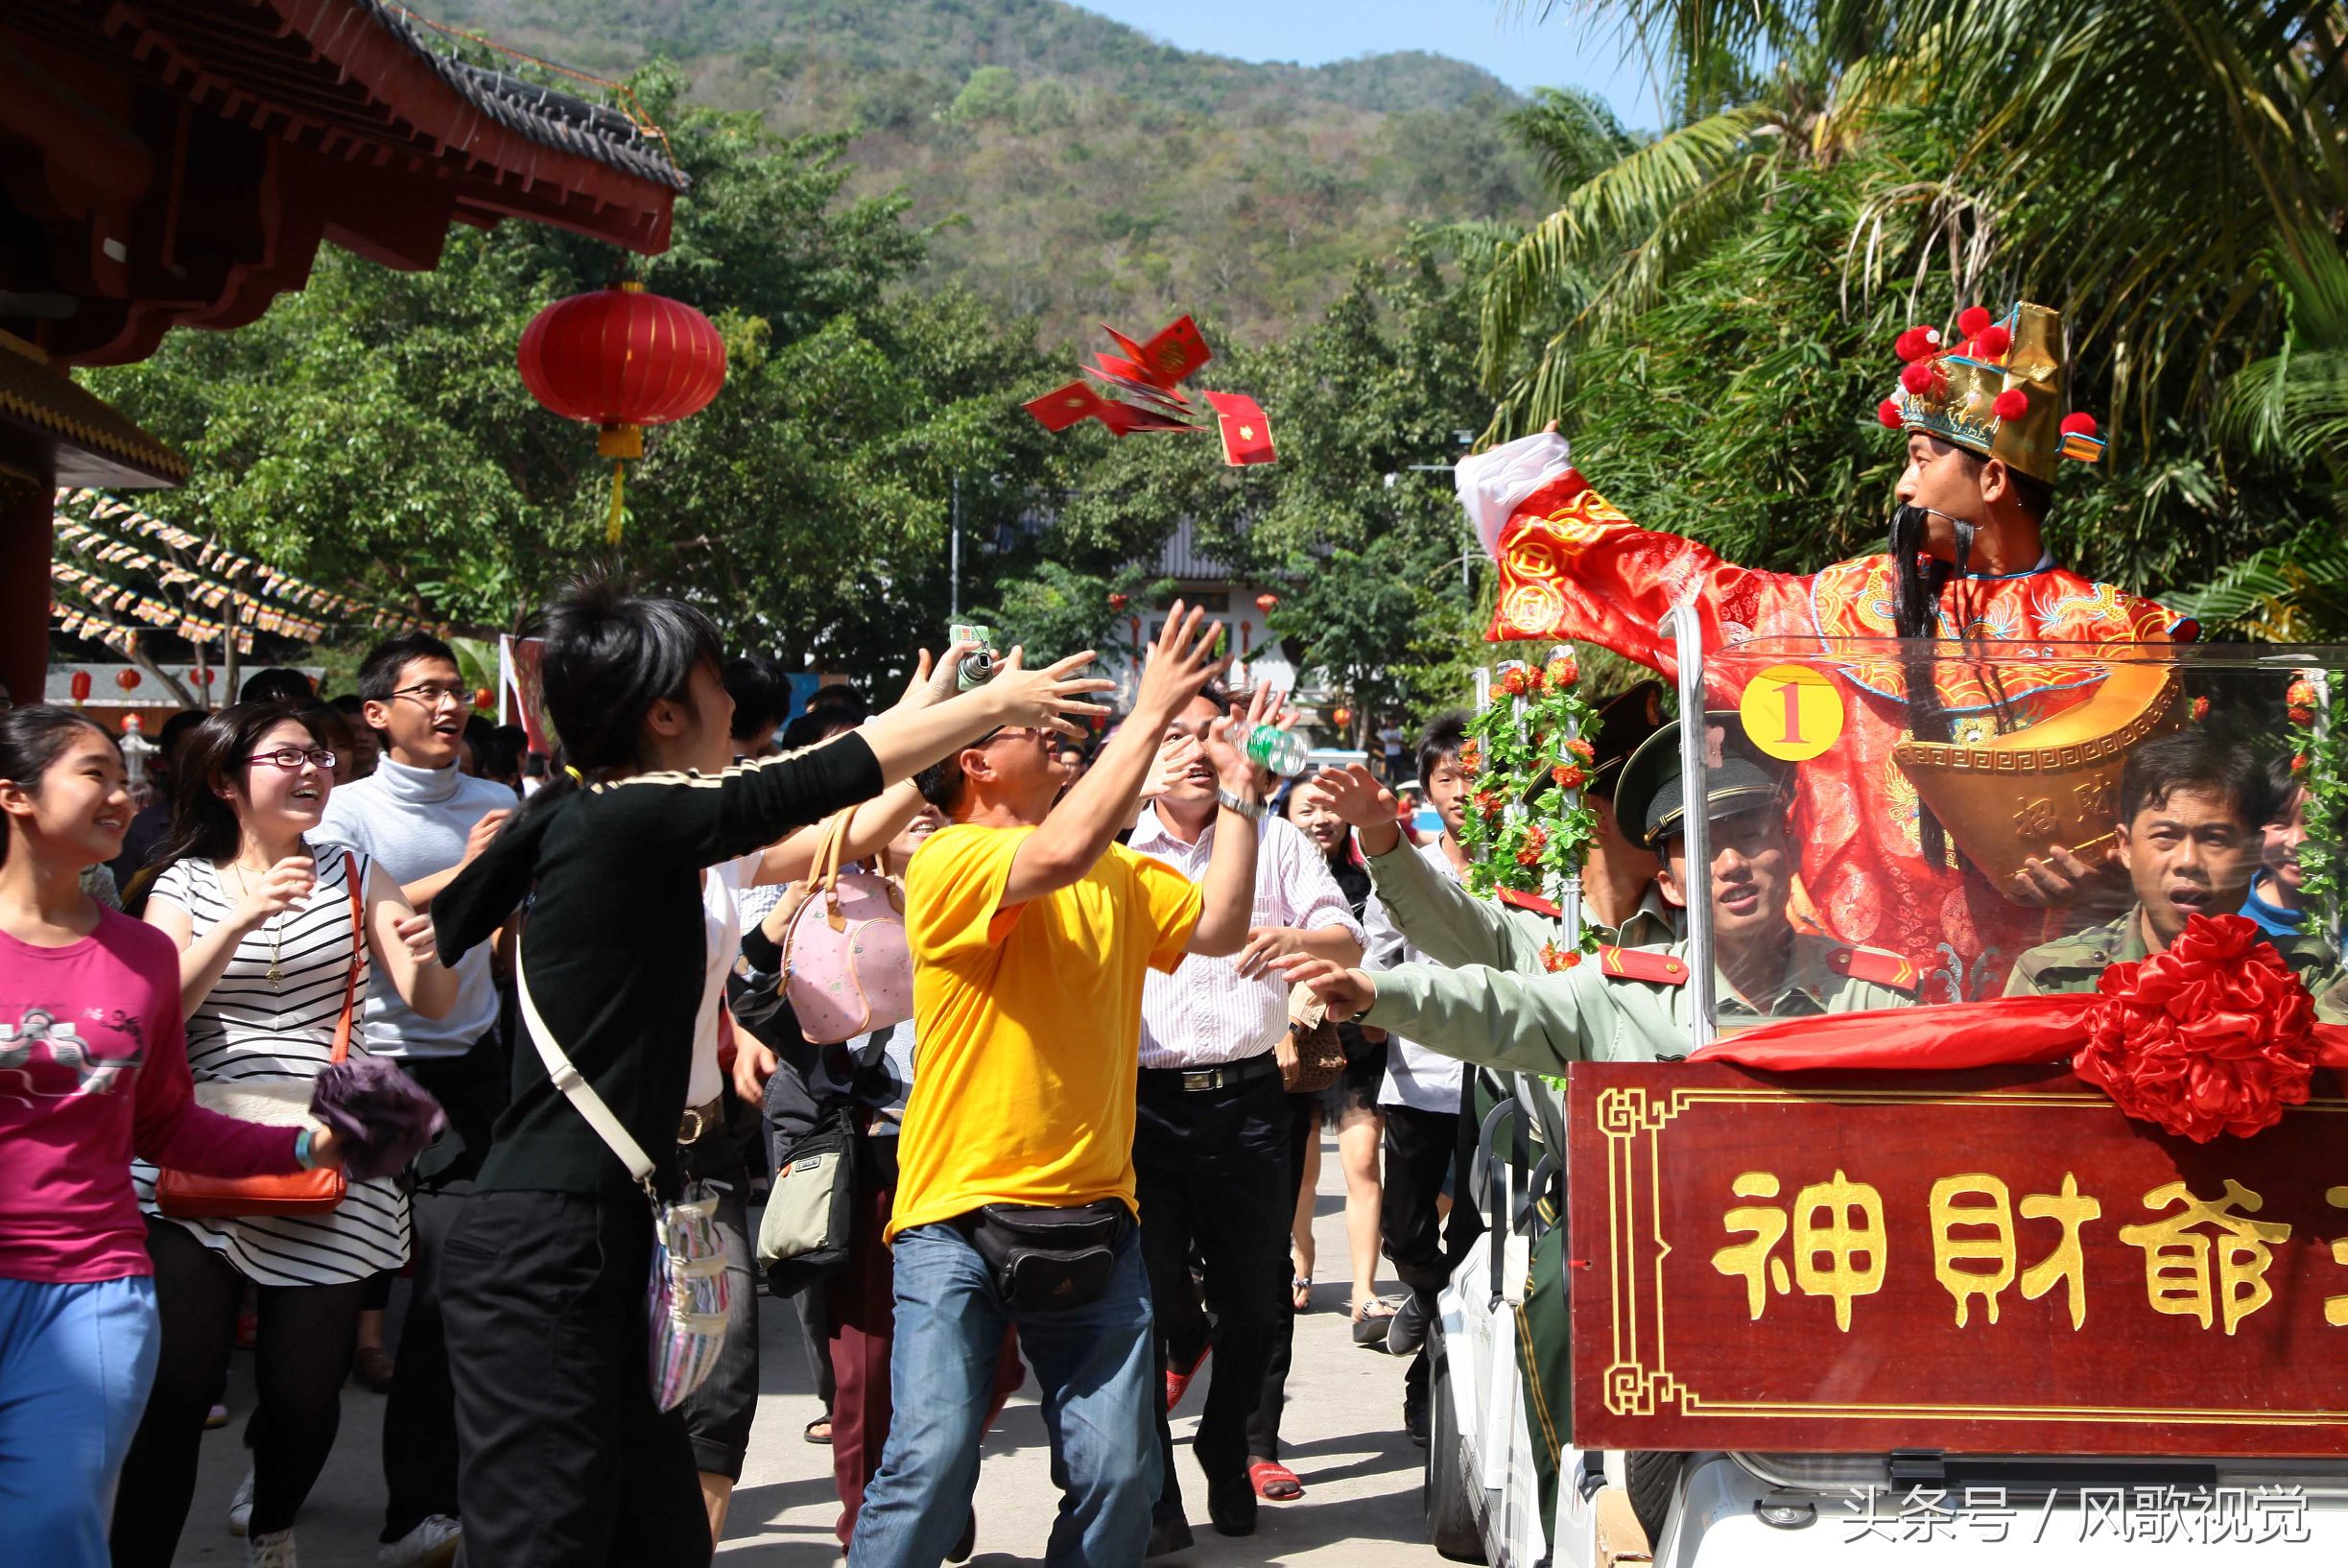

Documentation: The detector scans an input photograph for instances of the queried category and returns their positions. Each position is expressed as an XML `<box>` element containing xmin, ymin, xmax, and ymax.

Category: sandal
<box><xmin>1352</xmin><ymin>1295</ymin><xmax>1400</xmax><ymax>1347</ymax></box>
<box><xmin>804</xmin><ymin>1414</ymin><xmax>833</xmax><ymax>1444</ymax></box>
<box><xmin>1247</xmin><ymin>1459</ymin><xmax>1305</xmax><ymax>1502</ymax></box>
<box><xmin>1290</xmin><ymin>1275</ymin><xmax>1313</xmax><ymax>1313</ymax></box>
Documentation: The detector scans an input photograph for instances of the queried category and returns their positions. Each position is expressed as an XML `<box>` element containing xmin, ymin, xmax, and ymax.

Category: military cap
<box><xmin>1614</xmin><ymin>710</ymin><xmax>1791</xmax><ymax>850</ymax></box>
<box><xmin>1583</xmin><ymin>679</ymin><xmax>1670</xmax><ymax>798</ymax></box>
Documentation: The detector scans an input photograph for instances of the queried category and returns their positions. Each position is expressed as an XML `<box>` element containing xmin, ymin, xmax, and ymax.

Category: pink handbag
<box><xmin>779</xmin><ymin>809</ymin><xmax>915</xmax><ymax>1045</ymax></box>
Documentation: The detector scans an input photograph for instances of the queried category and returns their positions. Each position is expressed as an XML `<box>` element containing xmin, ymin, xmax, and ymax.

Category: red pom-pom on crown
<box><xmin>1893</xmin><ymin>327</ymin><xmax>1930</xmax><ymax>363</ymax></box>
<box><xmin>1973</xmin><ymin>323</ymin><xmax>2012</xmax><ymax>360</ymax></box>
<box><xmin>1993</xmin><ymin>387</ymin><xmax>2030</xmax><ymax>420</ymax></box>
<box><xmin>1900</xmin><ymin>361</ymin><xmax>1937</xmax><ymax>395</ymax></box>
<box><xmin>1956</xmin><ymin>305</ymin><xmax>1993</xmax><ymax>338</ymax></box>
<box><xmin>2060</xmin><ymin>412</ymin><xmax>2098</xmax><ymax>437</ymax></box>
<box><xmin>1876</xmin><ymin>397</ymin><xmax>1904</xmax><ymax>429</ymax></box>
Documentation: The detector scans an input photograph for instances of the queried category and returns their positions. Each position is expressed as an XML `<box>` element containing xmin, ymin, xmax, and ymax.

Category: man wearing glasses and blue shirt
<box><xmin>316</xmin><ymin>631</ymin><xmax>516</xmax><ymax>1568</ymax></box>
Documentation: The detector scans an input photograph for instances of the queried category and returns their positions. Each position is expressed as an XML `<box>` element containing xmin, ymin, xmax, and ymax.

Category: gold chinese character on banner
<box><xmin>1794</xmin><ymin>1171</ymin><xmax>1886</xmax><ymax>1330</ymax></box>
<box><xmin>2018</xmin><ymin>1173</ymin><xmax>2100</xmax><ymax>1330</ymax></box>
<box><xmin>2118</xmin><ymin>1179</ymin><xmax>2289</xmax><ymax>1334</ymax></box>
<box><xmin>1929</xmin><ymin>1176</ymin><xmax>2015</xmax><ymax>1326</ymax></box>
<box><xmin>1712</xmin><ymin>1173</ymin><xmax>1791</xmax><ymax>1319</ymax></box>
<box><xmin>2326</xmin><ymin>1186</ymin><xmax>2348</xmax><ymax>1329</ymax></box>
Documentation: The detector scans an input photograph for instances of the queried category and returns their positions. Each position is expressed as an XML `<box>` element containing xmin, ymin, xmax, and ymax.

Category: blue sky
<box><xmin>1069</xmin><ymin>0</ymin><xmax>1656</xmax><ymax>126</ymax></box>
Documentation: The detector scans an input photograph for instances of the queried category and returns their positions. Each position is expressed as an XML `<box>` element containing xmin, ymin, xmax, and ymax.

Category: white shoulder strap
<box><xmin>513</xmin><ymin>935</ymin><xmax>657</xmax><ymax>1186</ymax></box>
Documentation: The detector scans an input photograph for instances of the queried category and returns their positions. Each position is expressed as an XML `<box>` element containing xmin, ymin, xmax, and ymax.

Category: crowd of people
<box><xmin>0</xmin><ymin>300</ymin><xmax>2336</xmax><ymax>1566</ymax></box>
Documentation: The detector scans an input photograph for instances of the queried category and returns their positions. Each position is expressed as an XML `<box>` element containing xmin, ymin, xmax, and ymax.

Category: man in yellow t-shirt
<box><xmin>850</xmin><ymin>606</ymin><xmax>1273</xmax><ymax>1568</ymax></box>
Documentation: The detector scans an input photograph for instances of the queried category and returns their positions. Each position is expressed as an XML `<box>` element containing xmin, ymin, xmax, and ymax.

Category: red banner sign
<box><xmin>1567</xmin><ymin>1062</ymin><xmax>2348</xmax><ymax>1457</ymax></box>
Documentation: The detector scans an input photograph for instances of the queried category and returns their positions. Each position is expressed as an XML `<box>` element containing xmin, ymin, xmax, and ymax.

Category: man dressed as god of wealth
<box><xmin>1458</xmin><ymin>302</ymin><xmax>2190</xmax><ymax>1000</ymax></box>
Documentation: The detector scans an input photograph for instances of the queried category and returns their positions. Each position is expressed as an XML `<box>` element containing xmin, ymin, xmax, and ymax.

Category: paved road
<box><xmin>173</xmin><ymin>1131</ymin><xmax>1447</xmax><ymax>1565</ymax></box>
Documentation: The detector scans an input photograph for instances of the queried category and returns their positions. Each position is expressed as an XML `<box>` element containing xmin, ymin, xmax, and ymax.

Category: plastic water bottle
<box><xmin>1245</xmin><ymin>724</ymin><xmax>1310</xmax><ymax>778</ymax></box>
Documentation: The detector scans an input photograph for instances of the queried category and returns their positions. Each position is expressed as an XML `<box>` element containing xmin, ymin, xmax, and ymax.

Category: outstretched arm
<box><xmin>1308</xmin><ymin>766</ymin><xmax>1540</xmax><ymax>973</ymax></box>
<box><xmin>1000</xmin><ymin>605</ymin><xmax>1231</xmax><ymax>910</ymax></box>
<box><xmin>1274</xmin><ymin>952</ymin><xmax>1606</xmax><ymax>1075</ymax></box>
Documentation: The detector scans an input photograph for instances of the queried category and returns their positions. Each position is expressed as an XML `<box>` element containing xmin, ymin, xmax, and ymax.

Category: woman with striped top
<box><xmin>111</xmin><ymin>701</ymin><xmax>455</xmax><ymax>1568</ymax></box>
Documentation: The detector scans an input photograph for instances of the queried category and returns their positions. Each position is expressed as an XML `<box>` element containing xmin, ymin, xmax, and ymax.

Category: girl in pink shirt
<box><xmin>0</xmin><ymin>705</ymin><xmax>341</xmax><ymax>1568</ymax></box>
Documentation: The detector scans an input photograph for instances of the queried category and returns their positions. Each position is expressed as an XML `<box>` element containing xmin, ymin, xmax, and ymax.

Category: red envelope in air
<box><xmin>1024</xmin><ymin>381</ymin><xmax>1114</xmax><ymax>432</ymax></box>
<box><xmin>1104</xmin><ymin>317</ymin><xmax>1212</xmax><ymax>390</ymax></box>
<box><xmin>1099</xmin><ymin>400</ymin><xmax>1198</xmax><ymax>437</ymax></box>
<box><xmin>1203</xmin><ymin>392</ymin><xmax>1276</xmax><ymax>465</ymax></box>
<box><xmin>1089</xmin><ymin>356</ymin><xmax>1192</xmax><ymax>409</ymax></box>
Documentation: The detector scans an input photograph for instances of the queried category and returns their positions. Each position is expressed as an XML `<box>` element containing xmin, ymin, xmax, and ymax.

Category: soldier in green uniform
<box><xmin>2005</xmin><ymin>730</ymin><xmax>2345</xmax><ymax>1010</ymax></box>
<box><xmin>1283</xmin><ymin>713</ymin><xmax>1922</xmax><ymax>1070</ymax></box>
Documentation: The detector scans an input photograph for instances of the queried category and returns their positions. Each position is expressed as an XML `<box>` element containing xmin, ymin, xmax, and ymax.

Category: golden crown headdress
<box><xmin>1874</xmin><ymin>301</ymin><xmax>2105</xmax><ymax>483</ymax></box>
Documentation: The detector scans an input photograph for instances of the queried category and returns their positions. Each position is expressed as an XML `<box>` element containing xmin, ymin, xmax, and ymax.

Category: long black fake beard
<box><xmin>1890</xmin><ymin>504</ymin><xmax>1973</xmax><ymax>867</ymax></box>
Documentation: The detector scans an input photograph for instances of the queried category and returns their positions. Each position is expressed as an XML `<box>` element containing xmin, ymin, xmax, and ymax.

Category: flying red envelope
<box><xmin>1098</xmin><ymin>400</ymin><xmax>1197</xmax><ymax>437</ymax></box>
<box><xmin>1203</xmin><ymin>391</ymin><xmax>1276</xmax><ymax>465</ymax></box>
<box><xmin>1088</xmin><ymin>357</ymin><xmax>1194</xmax><ymax>411</ymax></box>
<box><xmin>1103</xmin><ymin>316</ymin><xmax>1212</xmax><ymax>390</ymax></box>
<box><xmin>1023</xmin><ymin>381</ymin><xmax>1115</xmax><ymax>433</ymax></box>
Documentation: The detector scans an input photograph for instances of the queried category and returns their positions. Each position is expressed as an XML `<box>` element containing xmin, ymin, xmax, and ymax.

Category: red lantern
<box><xmin>1107</xmin><ymin>592</ymin><xmax>1129</xmax><ymax>612</ymax></box>
<box><xmin>473</xmin><ymin>687</ymin><xmax>495</xmax><ymax>712</ymax></box>
<box><xmin>1255</xmin><ymin>593</ymin><xmax>1279</xmax><ymax>615</ymax></box>
<box><xmin>115</xmin><ymin>668</ymin><xmax>141</xmax><ymax>692</ymax></box>
<box><xmin>517</xmin><ymin>281</ymin><xmax>728</xmax><ymax>545</ymax></box>
<box><xmin>1332</xmin><ymin>705</ymin><xmax>1353</xmax><ymax>729</ymax></box>
<box><xmin>69</xmin><ymin>670</ymin><xmax>92</xmax><ymax>703</ymax></box>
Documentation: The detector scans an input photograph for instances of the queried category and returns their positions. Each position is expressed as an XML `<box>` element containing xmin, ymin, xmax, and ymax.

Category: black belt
<box><xmin>1138</xmin><ymin>1053</ymin><xmax>1280</xmax><ymax>1095</ymax></box>
<box><xmin>677</xmin><ymin>1093</ymin><xmax>727</xmax><ymax>1146</ymax></box>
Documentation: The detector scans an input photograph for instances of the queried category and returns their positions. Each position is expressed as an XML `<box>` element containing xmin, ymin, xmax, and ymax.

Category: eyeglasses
<box><xmin>390</xmin><ymin>682</ymin><xmax>468</xmax><ymax>707</ymax></box>
<box><xmin>974</xmin><ymin>725</ymin><xmax>1044</xmax><ymax>748</ymax></box>
<box><xmin>244</xmin><ymin>748</ymin><xmax>338</xmax><ymax>772</ymax></box>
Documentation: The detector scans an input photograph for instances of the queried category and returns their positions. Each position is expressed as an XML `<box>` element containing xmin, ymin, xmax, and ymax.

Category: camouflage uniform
<box><xmin>2004</xmin><ymin>905</ymin><xmax>2347</xmax><ymax>1019</ymax></box>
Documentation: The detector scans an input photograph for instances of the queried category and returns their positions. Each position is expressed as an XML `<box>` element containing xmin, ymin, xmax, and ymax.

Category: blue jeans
<box><xmin>0</xmin><ymin>1274</ymin><xmax>159</xmax><ymax>1568</ymax></box>
<box><xmin>848</xmin><ymin>1221</ymin><xmax>1158</xmax><ymax>1568</ymax></box>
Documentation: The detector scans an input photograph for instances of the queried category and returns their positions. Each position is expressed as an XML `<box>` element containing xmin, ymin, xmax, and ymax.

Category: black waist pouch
<box><xmin>962</xmin><ymin>1199</ymin><xmax>1127</xmax><ymax>1313</ymax></box>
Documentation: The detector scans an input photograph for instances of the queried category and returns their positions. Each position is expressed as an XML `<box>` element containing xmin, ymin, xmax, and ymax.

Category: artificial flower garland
<box><xmin>1457</xmin><ymin>650</ymin><xmax>1602</xmax><ymax>965</ymax></box>
<box><xmin>2289</xmin><ymin>672</ymin><xmax>2347</xmax><ymax>921</ymax></box>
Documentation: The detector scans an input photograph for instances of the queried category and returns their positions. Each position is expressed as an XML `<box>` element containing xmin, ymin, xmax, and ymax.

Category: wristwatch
<box><xmin>1216</xmin><ymin>787</ymin><xmax>1269</xmax><ymax>820</ymax></box>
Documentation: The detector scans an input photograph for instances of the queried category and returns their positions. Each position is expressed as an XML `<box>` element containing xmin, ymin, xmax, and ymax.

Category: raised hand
<box><xmin>1142</xmin><ymin>733</ymin><xmax>1204</xmax><ymax>801</ymax></box>
<box><xmin>231</xmin><ymin>856</ymin><xmax>315</xmax><ymax>935</ymax></box>
<box><xmin>891</xmin><ymin>641</ymin><xmax>978</xmax><ymax>718</ymax></box>
<box><xmin>1131</xmin><ymin>603</ymin><xmax>1231</xmax><ymax>727</ymax></box>
<box><xmin>1201</xmin><ymin>677</ymin><xmax>1282</xmax><ymax>796</ymax></box>
<box><xmin>984</xmin><ymin>647</ymin><xmax>1117</xmax><ymax>737</ymax></box>
<box><xmin>1304</xmin><ymin>763</ymin><xmax>1404</xmax><ymax>857</ymax></box>
<box><xmin>1269</xmin><ymin>953</ymin><xmax>1375</xmax><ymax>1020</ymax></box>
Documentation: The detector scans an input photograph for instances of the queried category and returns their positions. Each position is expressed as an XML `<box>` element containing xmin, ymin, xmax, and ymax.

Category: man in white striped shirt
<box><xmin>1128</xmin><ymin>686</ymin><xmax>1364</xmax><ymax>1550</ymax></box>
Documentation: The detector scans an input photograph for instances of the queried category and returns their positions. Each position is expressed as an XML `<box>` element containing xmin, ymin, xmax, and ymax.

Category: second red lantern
<box><xmin>517</xmin><ymin>281</ymin><xmax>727</xmax><ymax>544</ymax></box>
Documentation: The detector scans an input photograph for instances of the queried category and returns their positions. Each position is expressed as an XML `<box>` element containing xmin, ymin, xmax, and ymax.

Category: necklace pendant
<box><xmin>267</xmin><ymin>962</ymin><xmax>282</xmax><ymax>991</ymax></box>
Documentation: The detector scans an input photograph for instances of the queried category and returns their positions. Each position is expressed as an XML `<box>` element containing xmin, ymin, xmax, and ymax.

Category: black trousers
<box><xmin>111</xmin><ymin>1220</ymin><xmax>363</xmax><ymax>1564</ymax></box>
<box><xmin>1246</xmin><ymin>1090</ymin><xmax>1319</xmax><ymax>1461</ymax></box>
<box><xmin>1384</xmin><ymin>1096</ymin><xmax>1485</xmax><ymax>1428</ymax></box>
<box><xmin>443</xmin><ymin>1189</ymin><xmax>710</xmax><ymax>1568</ymax></box>
<box><xmin>1135</xmin><ymin>1061</ymin><xmax>1293</xmax><ymax>1519</ymax></box>
<box><xmin>382</xmin><ymin>1039</ymin><xmax>508</xmax><ymax>1542</ymax></box>
<box><xmin>1381</xmin><ymin>1100</ymin><xmax>1482</xmax><ymax>1304</ymax></box>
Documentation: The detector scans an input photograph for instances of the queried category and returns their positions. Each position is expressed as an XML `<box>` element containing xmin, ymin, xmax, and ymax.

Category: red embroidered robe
<box><xmin>1486</xmin><ymin>464</ymin><xmax>2191</xmax><ymax>1002</ymax></box>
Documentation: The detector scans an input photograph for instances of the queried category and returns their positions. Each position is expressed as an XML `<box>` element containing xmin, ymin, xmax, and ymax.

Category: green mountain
<box><xmin>425</xmin><ymin>0</ymin><xmax>1543</xmax><ymax>344</ymax></box>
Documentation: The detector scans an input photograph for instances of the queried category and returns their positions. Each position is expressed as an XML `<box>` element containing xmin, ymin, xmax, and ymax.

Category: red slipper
<box><xmin>1248</xmin><ymin>1460</ymin><xmax>1304</xmax><ymax>1501</ymax></box>
<box><xmin>1166</xmin><ymin>1344</ymin><xmax>1210</xmax><ymax>1412</ymax></box>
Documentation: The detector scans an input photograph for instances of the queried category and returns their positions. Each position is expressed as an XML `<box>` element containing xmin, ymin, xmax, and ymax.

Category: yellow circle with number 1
<box><xmin>1740</xmin><ymin>664</ymin><xmax>1845</xmax><ymax>762</ymax></box>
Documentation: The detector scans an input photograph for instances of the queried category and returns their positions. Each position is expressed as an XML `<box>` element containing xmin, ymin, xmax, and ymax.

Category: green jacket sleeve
<box><xmin>1364</xmin><ymin>959</ymin><xmax>1610</xmax><ymax>1075</ymax></box>
<box><xmin>1363</xmin><ymin>842</ymin><xmax>1548</xmax><ymax>974</ymax></box>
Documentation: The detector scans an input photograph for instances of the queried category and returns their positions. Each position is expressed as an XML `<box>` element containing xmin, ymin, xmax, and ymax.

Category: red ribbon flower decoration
<box><xmin>2072</xmin><ymin>915</ymin><xmax>2319</xmax><ymax>1142</ymax></box>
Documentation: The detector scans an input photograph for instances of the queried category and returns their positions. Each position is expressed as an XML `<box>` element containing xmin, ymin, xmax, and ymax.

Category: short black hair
<box><xmin>2265</xmin><ymin>751</ymin><xmax>2306</xmax><ymax>820</ymax></box>
<box><xmin>1417</xmin><ymin>709</ymin><xmax>1470</xmax><ymax>790</ymax></box>
<box><xmin>723</xmin><ymin>655</ymin><xmax>788</xmax><ymax>742</ymax></box>
<box><xmin>914</xmin><ymin>755</ymin><xmax>968</xmax><ymax>815</ymax></box>
<box><xmin>356</xmin><ymin>632</ymin><xmax>461</xmax><ymax>704</ymax></box>
<box><xmin>778</xmin><ymin>710</ymin><xmax>855</xmax><ymax>755</ymax></box>
<box><xmin>536</xmin><ymin>574</ymin><xmax>724</xmax><ymax>776</ymax></box>
<box><xmin>237</xmin><ymin>667</ymin><xmax>315</xmax><ymax>705</ymax></box>
<box><xmin>2118</xmin><ymin>732</ymin><xmax>2271</xmax><ymax>832</ymax></box>
<box><xmin>806</xmin><ymin>683</ymin><xmax>870</xmax><ymax>722</ymax></box>
<box><xmin>156</xmin><ymin>707</ymin><xmax>205</xmax><ymax>756</ymax></box>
